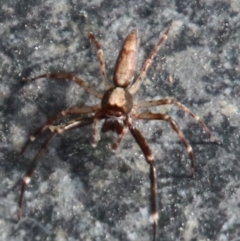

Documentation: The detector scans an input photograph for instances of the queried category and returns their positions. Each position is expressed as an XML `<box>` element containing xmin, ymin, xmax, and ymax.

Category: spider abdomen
<box><xmin>113</xmin><ymin>31</ymin><xmax>138</xmax><ymax>88</ymax></box>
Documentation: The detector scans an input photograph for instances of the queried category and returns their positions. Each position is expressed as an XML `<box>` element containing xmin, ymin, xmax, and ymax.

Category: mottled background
<box><xmin>0</xmin><ymin>1</ymin><xmax>239</xmax><ymax>241</ymax></box>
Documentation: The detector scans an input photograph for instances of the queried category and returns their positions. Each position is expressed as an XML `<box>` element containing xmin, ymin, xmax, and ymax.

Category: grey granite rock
<box><xmin>0</xmin><ymin>1</ymin><xmax>239</xmax><ymax>241</ymax></box>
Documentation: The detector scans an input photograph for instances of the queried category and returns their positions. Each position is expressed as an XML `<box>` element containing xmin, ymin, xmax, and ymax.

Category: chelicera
<box><xmin>19</xmin><ymin>22</ymin><xmax>215</xmax><ymax>241</ymax></box>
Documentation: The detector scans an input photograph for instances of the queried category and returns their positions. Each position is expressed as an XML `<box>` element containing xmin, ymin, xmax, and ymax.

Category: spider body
<box><xmin>19</xmin><ymin>22</ymin><xmax>215</xmax><ymax>241</ymax></box>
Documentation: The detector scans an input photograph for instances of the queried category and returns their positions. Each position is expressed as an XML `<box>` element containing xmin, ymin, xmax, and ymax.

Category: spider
<box><xmin>19</xmin><ymin>22</ymin><xmax>215</xmax><ymax>241</ymax></box>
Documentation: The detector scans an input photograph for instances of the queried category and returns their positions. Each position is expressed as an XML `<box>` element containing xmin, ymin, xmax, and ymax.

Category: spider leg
<box><xmin>88</xmin><ymin>32</ymin><xmax>112</xmax><ymax>90</ymax></box>
<box><xmin>21</xmin><ymin>105</ymin><xmax>99</xmax><ymax>155</ymax></box>
<box><xmin>18</xmin><ymin>118</ymin><xmax>93</xmax><ymax>220</ymax></box>
<box><xmin>135</xmin><ymin>112</ymin><xmax>195</xmax><ymax>175</ymax></box>
<box><xmin>18</xmin><ymin>132</ymin><xmax>55</xmax><ymax>219</ymax></box>
<box><xmin>23</xmin><ymin>73</ymin><xmax>103</xmax><ymax>99</ymax></box>
<box><xmin>128</xmin><ymin>21</ymin><xmax>172</xmax><ymax>95</ymax></box>
<box><xmin>125</xmin><ymin>117</ymin><xmax>158</xmax><ymax>241</ymax></box>
<box><xmin>134</xmin><ymin>98</ymin><xmax>216</xmax><ymax>142</ymax></box>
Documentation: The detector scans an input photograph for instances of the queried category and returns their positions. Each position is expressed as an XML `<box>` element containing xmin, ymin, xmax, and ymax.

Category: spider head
<box><xmin>101</xmin><ymin>87</ymin><xmax>133</xmax><ymax>116</ymax></box>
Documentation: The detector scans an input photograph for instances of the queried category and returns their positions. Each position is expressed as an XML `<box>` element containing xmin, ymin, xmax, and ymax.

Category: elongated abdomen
<box><xmin>113</xmin><ymin>31</ymin><xmax>139</xmax><ymax>88</ymax></box>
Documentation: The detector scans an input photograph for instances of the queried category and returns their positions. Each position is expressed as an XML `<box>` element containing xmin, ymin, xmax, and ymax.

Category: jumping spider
<box><xmin>19</xmin><ymin>22</ymin><xmax>215</xmax><ymax>241</ymax></box>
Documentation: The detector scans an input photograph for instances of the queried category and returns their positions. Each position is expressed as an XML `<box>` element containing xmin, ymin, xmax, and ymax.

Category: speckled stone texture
<box><xmin>0</xmin><ymin>1</ymin><xmax>239</xmax><ymax>241</ymax></box>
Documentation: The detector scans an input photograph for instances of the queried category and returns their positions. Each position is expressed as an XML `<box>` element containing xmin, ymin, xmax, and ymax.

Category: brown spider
<box><xmin>19</xmin><ymin>22</ymin><xmax>215</xmax><ymax>241</ymax></box>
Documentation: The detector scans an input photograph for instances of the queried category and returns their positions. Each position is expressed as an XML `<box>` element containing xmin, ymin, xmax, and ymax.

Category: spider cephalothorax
<box><xmin>19</xmin><ymin>21</ymin><xmax>215</xmax><ymax>241</ymax></box>
<box><xmin>101</xmin><ymin>87</ymin><xmax>133</xmax><ymax>116</ymax></box>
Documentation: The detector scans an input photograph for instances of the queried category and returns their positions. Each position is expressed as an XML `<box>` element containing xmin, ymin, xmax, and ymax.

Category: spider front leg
<box><xmin>18</xmin><ymin>118</ymin><xmax>93</xmax><ymax>219</ymax></box>
<box><xmin>135</xmin><ymin>112</ymin><xmax>195</xmax><ymax>175</ymax></box>
<box><xmin>125</xmin><ymin>117</ymin><xmax>158</xmax><ymax>241</ymax></box>
<box><xmin>112</xmin><ymin>125</ymin><xmax>128</xmax><ymax>150</ymax></box>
